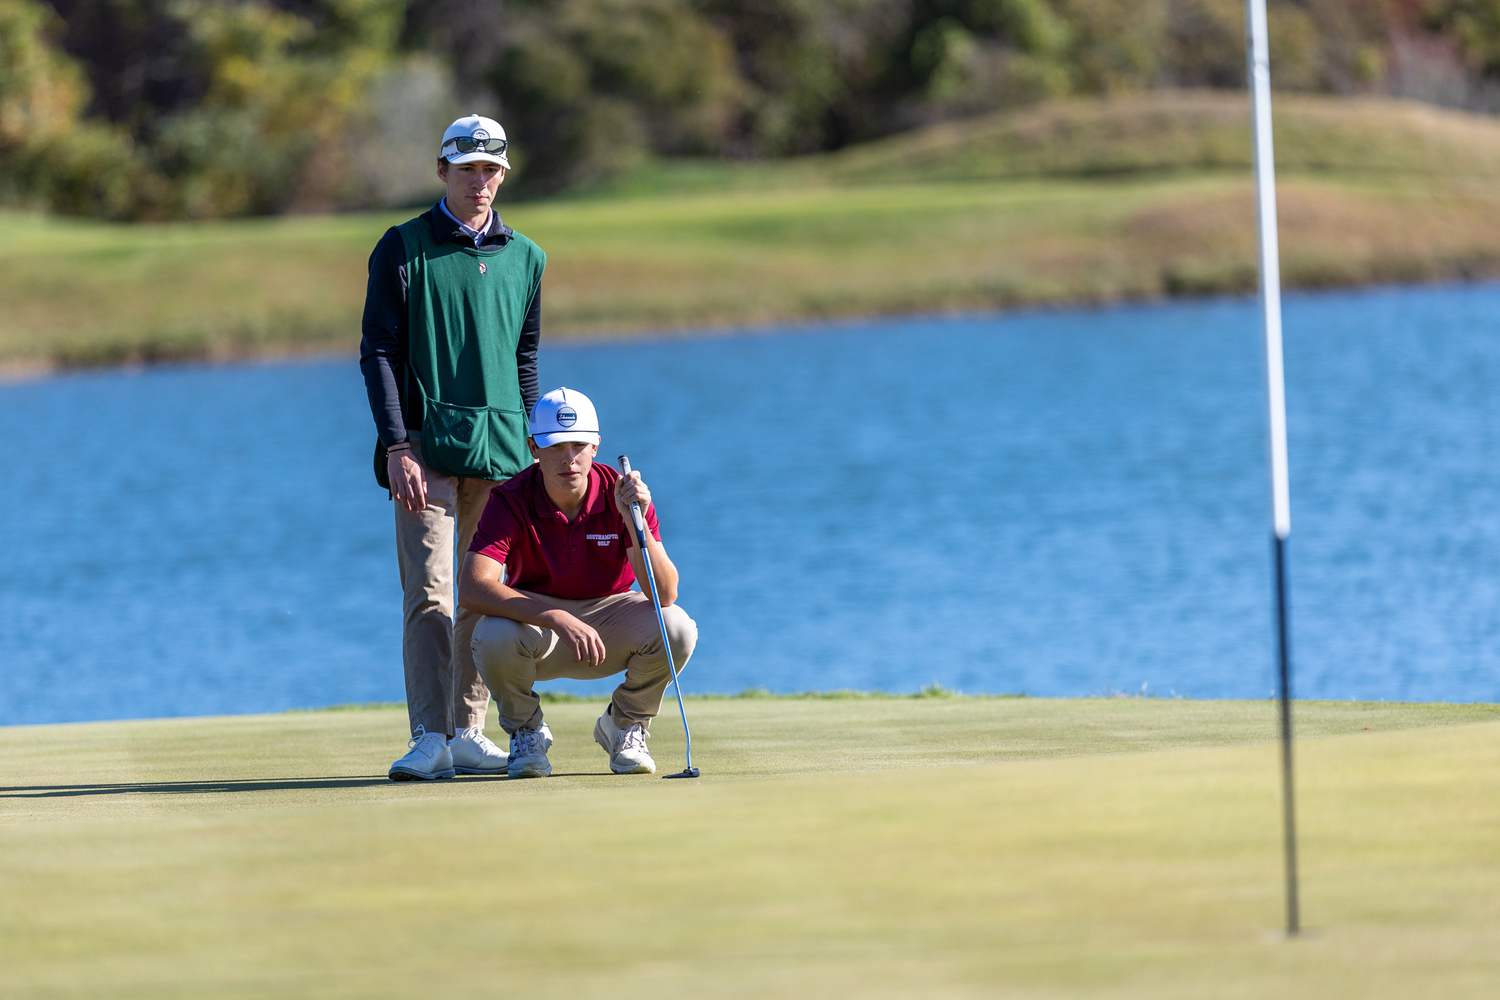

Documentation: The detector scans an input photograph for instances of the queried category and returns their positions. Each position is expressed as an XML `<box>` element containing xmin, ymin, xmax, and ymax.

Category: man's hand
<box><xmin>388</xmin><ymin>448</ymin><xmax>429</xmax><ymax>512</ymax></box>
<box><xmin>613</xmin><ymin>469</ymin><xmax>652</xmax><ymax>521</ymax></box>
<box><xmin>541</xmin><ymin>609</ymin><xmax>606</xmax><ymax>666</ymax></box>
<box><xmin>613</xmin><ymin>466</ymin><xmax>680</xmax><ymax>607</ymax></box>
<box><xmin>460</xmin><ymin>553</ymin><xmax>611</xmax><ymax>661</ymax></box>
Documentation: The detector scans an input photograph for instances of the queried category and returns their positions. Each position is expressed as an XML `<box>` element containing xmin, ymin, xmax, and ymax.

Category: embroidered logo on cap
<box><xmin>556</xmin><ymin>406</ymin><xmax>578</xmax><ymax>427</ymax></box>
<box><xmin>473</xmin><ymin>128</ymin><xmax>490</xmax><ymax>143</ymax></box>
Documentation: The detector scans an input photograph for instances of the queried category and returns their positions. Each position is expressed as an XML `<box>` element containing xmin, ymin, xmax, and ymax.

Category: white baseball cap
<box><xmin>440</xmin><ymin>114</ymin><xmax>510</xmax><ymax>168</ymax></box>
<box><xmin>530</xmin><ymin>387</ymin><xmax>601</xmax><ymax>448</ymax></box>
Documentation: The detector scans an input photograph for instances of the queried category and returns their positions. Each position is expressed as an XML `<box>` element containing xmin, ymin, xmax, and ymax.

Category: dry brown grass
<box><xmin>826</xmin><ymin>90</ymin><xmax>1500</xmax><ymax>183</ymax></box>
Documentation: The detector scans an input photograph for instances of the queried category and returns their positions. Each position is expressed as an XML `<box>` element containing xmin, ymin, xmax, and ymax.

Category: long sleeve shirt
<box><xmin>358</xmin><ymin>201</ymin><xmax>541</xmax><ymax>449</ymax></box>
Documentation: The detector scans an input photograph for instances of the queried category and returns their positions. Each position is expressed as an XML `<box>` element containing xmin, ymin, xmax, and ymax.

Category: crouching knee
<box><xmin>472</xmin><ymin>615</ymin><xmax>549</xmax><ymax>665</ymax></box>
<box><xmin>660</xmin><ymin>605</ymin><xmax>698</xmax><ymax>662</ymax></box>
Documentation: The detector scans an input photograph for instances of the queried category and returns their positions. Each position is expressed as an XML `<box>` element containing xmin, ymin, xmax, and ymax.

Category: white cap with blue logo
<box><xmin>529</xmin><ymin>387</ymin><xmax>601</xmax><ymax>448</ymax></box>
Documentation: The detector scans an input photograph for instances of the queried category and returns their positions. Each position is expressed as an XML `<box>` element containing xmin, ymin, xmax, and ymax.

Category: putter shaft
<box><xmin>618</xmin><ymin>455</ymin><xmax>696</xmax><ymax>776</ymax></box>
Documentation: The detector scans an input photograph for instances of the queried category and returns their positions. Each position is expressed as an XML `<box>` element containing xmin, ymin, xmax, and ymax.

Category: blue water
<box><xmin>4</xmin><ymin>283</ymin><xmax>1500</xmax><ymax>725</ymax></box>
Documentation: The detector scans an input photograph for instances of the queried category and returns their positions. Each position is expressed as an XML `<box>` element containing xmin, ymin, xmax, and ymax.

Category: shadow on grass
<box><xmin>2</xmin><ymin>776</ymin><xmax>406</xmax><ymax>798</ymax></box>
<box><xmin>1</xmin><ymin>771</ymin><xmax>626</xmax><ymax>798</ymax></box>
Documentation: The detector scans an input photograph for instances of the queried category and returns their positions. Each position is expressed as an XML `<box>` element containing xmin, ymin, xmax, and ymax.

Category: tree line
<box><xmin>3</xmin><ymin>0</ymin><xmax>1500</xmax><ymax>219</ymax></box>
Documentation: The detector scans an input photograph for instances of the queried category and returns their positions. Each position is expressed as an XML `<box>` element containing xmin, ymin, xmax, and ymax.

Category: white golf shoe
<box><xmin>507</xmin><ymin>722</ymin><xmax>553</xmax><ymax>779</ymax></box>
<box><xmin>449</xmin><ymin>727</ymin><xmax>508</xmax><ymax>775</ymax></box>
<box><xmin>594</xmin><ymin>710</ymin><xmax>656</xmax><ymax>774</ymax></box>
<box><xmin>388</xmin><ymin>726</ymin><xmax>456</xmax><ymax>781</ymax></box>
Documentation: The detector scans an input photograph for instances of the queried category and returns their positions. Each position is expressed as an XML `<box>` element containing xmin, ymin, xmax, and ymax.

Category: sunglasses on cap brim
<box><xmin>443</xmin><ymin>135</ymin><xmax>508</xmax><ymax>156</ymax></box>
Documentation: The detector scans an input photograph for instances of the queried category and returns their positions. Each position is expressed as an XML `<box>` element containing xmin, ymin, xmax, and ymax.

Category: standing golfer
<box><xmin>359</xmin><ymin>113</ymin><xmax>545</xmax><ymax>780</ymax></box>
<box><xmin>458</xmin><ymin>388</ymin><xmax>698</xmax><ymax>778</ymax></box>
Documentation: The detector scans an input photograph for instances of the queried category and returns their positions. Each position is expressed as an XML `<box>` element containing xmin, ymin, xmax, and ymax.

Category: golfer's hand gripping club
<box><xmin>617</xmin><ymin>455</ymin><xmax>699</xmax><ymax>777</ymax></box>
<box><xmin>618</xmin><ymin>456</ymin><xmax>650</xmax><ymax>540</ymax></box>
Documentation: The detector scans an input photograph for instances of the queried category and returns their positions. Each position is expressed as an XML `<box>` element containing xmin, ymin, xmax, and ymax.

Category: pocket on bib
<box><xmin>486</xmin><ymin>406</ymin><xmax>531</xmax><ymax>475</ymax></box>
<box><xmin>421</xmin><ymin>400</ymin><xmax>528</xmax><ymax>479</ymax></box>
<box><xmin>421</xmin><ymin>400</ymin><xmax>489</xmax><ymax>478</ymax></box>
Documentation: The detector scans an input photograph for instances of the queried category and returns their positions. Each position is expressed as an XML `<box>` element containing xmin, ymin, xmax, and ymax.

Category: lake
<box><xmin>4</xmin><ymin>283</ymin><xmax>1500</xmax><ymax>725</ymax></box>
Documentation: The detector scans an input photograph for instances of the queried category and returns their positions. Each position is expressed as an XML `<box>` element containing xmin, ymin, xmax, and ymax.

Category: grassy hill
<box><xmin>5</xmin><ymin>91</ymin><xmax>1500</xmax><ymax>372</ymax></box>
<box><xmin>4</xmin><ymin>697</ymin><xmax>1500</xmax><ymax>998</ymax></box>
<box><xmin>599</xmin><ymin>90</ymin><xmax>1500</xmax><ymax>193</ymax></box>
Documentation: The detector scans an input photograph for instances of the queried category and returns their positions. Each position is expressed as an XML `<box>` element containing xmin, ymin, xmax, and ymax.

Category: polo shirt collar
<box><xmin>438</xmin><ymin>197</ymin><xmax>489</xmax><ymax>246</ymax></box>
<box><xmin>530</xmin><ymin>464</ymin><xmax>608</xmax><ymax>523</ymax></box>
<box><xmin>425</xmin><ymin>200</ymin><xmax>514</xmax><ymax>248</ymax></box>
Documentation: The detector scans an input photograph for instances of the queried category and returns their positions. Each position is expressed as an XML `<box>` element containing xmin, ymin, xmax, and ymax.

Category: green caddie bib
<box><xmin>396</xmin><ymin>215</ymin><xmax>546</xmax><ymax>480</ymax></box>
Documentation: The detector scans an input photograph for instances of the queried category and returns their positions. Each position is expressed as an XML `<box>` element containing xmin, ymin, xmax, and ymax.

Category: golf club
<box><xmin>618</xmin><ymin>455</ymin><xmax>699</xmax><ymax>778</ymax></box>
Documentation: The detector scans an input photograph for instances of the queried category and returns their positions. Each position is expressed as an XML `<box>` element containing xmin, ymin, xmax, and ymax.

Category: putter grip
<box><xmin>617</xmin><ymin>455</ymin><xmax>648</xmax><ymax>537</ymax></box>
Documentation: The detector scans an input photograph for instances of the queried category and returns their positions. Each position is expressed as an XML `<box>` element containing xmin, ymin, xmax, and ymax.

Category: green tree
<box><xmin>902</xmin><ymin>1</ymin><xmax>1074</xmax><ymax>115</ymax></box>
<box><xmin>1427</xmin><ymin>0</ymin><xmax>1500</xmax><ymax>77</ymax></box>
<box><xmin>0</xmin><ymin>0</ymin><xmax>132</xmax><ymax>213</ymax></box>
<box><xmin>11</xmin><ymin>0</ymin><xmax>1500</xmax><ymax>216</ymax></box>
<box><xmin>139</xmin><ymin>0</ymin><xmax>401</xmax><ymax>216</ymax></box>
<box><xmin>486</xmin><ymin>0</ymin><xmax>739</xmax><ymax>191</ymax></box>
<box><xmin>0</xmin><ymin>0</ymin><xmax>87</xmax><ymax>182</ymax></box>
<box><xmin>34</xmin><ymin>0</ymin><xmax>404</xmax><ymax>217</ymax></box>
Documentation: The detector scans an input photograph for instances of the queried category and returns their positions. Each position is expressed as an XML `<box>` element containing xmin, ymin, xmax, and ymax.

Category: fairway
<box><xmin>4</xmin><ymin>697</ymin><xmax>1500</xmax><ymax>998</ymax></box>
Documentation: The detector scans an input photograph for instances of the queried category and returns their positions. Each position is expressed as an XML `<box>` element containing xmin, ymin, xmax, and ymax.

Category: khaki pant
<box><xmin>395</xmin><ymin>452</ymin><xmax>503</xmax><ymax>737</ymax></box>
<box><xmin>471</xmin><ymin>590</ymin><xmax>698</xmax><ymax>734</ymax></box>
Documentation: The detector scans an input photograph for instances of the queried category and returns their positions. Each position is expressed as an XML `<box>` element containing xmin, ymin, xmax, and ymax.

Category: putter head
<box><xmin>663</xmin><ymin>767</ymin><xmax>700</xmax><ymax>779</ymax></box>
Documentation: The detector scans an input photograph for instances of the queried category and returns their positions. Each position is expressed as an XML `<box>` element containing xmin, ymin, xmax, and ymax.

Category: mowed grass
<box><xmin>6</xmin><ymin>91</ymin><xmax>1500</xmax><ymax>370</ymax></box>
<box><xmin>4</xmin><ymin>697</ymin><xmax>1500</xmax><ymax>998</ymax></box>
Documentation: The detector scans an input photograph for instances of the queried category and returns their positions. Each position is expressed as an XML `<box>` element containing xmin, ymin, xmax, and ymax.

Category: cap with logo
<box><xmin>441</xmin><ymin>114</ymin><xmax>511</xmax><ymax>169</ymax></box>
<box><xmin>529</xmin><ymin>387</ymin><xmax>601</xmax><ymax>448</ymax></box>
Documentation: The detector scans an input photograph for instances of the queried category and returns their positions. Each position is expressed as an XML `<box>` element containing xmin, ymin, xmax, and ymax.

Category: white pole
<box><xmin>1249</xmin><ymin>0</ymin><xmax>1290</xmax><ymax>541</ymax></box>
<box><xmin>1247</xmin><ymin>0</ymin><xmax>1300</xmax><ymax>936</ymax></box>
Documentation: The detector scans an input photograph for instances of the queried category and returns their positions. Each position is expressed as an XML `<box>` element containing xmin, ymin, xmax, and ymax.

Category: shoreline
<box><xmin>0</xmin><ymin>342</ymin><xmax>358</xmax><ymax>384</ymax></box>
<box><xmin>5</xmin><ymin>273</ymin><xmax>1497</xmax><ymax>385</ymax></box>
<box><xmin>10</xmin><ymin>159</ymin><xmax>1500</xmax><ymax>383</ymax></box>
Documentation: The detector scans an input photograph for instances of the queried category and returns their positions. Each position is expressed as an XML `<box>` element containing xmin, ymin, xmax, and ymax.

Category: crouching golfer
<box><xmin>458</xmin><ymin>387</ymin><xmax>698</xmax><ymax>778</ymax></box>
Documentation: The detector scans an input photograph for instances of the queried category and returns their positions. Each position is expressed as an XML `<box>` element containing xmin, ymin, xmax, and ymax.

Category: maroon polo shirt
<box><xmin>468</xmin><ymin>463</ymin><xmax>660</xmax><ymax>599</ymax></box>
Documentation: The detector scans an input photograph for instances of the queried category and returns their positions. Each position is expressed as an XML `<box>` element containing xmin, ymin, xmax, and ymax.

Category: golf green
<box><xmin>4</xmin><ymin>697</ymin><xmax>1499</xmax><ymax>997</ymax></box>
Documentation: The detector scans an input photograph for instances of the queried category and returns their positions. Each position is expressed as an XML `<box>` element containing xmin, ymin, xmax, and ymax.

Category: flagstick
<box><xmin>1247</xmin><ymin>0</ymin><xmax>1300</xmax><ymax>937</ymax></box>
